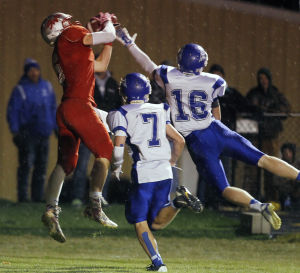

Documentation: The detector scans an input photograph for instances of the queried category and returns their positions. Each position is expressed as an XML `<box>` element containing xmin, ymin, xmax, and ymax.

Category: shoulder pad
<box><xmin>60</xmin><ymin>25</ymin><xmax>88</xmax><ymax>43</ymax></box>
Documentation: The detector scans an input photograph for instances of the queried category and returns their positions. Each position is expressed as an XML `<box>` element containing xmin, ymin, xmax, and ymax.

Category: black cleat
<box><xmin>146</xmin><ymin>263</ymin><xmax>167</xmax><ymax>272</ymax></box>
<box><xmin>173</xmin><ymin>186</ymin><xmax>203</xmax><ymax>213</ymax></box>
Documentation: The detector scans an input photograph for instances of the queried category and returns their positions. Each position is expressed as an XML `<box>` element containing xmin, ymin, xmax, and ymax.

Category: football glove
<box><xmin>87</xmin><ymin>12</ymin><xmax>118</xmax><ymax>32</ymax></box>
<box><xmin>112</xmin><ymin>146</ymin><xmax>124</xmax><ymax>181</ymax></box>
<box><xmin>112</xmin><ymin>165</ymin><xmax>123</xmax><ymax>181</ymax></box>
<box><xmin>116</xmin><ymin>27</ymin><xmax>137</xmax><ymax>47</ymax></box>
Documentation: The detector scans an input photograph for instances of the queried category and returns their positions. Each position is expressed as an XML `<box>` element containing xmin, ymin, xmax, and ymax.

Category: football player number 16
<box><xmin>171</xmin><ymin>89</ymin><xmax>209</xmax><ymax>121</ymax></box>
<box><xmin>141</xmin><ymin>113</ymin><xmax>161</xmax><ymax>147</ymax></box>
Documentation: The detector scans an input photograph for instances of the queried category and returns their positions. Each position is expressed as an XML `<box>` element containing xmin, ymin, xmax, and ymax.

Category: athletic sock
<box><xmin>142</xmin><ymin>232</ymin><xmax>163</xmax><ymax>267</ymax></box>
<box><xmin>89</xmin><ymin>191</ymin><xmax>102</xmax><ymax>200</ymax></box>
<box><xmin>249</xmin><ymin>199</ymin><xmax>263</xmax><ymax>212</ymax></box>
<box><xmin>296</xmin><ymin>172</ymin><xmax>300</xmax><ymax>181</ymax></box>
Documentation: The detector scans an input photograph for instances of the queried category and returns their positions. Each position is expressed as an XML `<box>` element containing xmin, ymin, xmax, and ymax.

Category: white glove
<box><xmin>112</xmin><ymin>165</ymin><xmax>123</xmax><ymax>181</ymax></box>
<box><xmin>115</xmin><ymin>27</ymin><xmax>137</xmax><ymax>47</ymax></box>
<box><xmin>112</xmin><ymin>146</ymin><xmax>124</xmax><ymax>180</ymax></box>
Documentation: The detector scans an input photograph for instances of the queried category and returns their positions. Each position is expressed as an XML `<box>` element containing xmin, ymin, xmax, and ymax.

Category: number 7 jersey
<box><xmin>157</xmin><ymin>65</ymin><xmax>227</xmax><ymax>137</ymax></box>
<box><xmin>107</xmin><ymin>103</ymin><xmax>173</xmax><ymax>183</ymax></box>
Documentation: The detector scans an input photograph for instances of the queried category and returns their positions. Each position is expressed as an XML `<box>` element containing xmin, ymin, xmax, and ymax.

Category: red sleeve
<box><xmin>60</xmin><ymin>25</ymin><xmax>89</xmax><ymax>43</ymax></box>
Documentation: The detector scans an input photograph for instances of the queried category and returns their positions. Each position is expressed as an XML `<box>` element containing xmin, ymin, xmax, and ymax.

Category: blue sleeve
<box><xmin>6</xmin><ymin>87</ymin><xmax>24</xmax><ymax>133</ymax></box>
<box><xmin>212</xmin><ymin>77</ymin><xmax>227</xmax><ymax>98</ymax></box>
<box><xmin>159</xmin><ymin>65</ymin><xmax>169</xmax><ymax>84</ymax></box>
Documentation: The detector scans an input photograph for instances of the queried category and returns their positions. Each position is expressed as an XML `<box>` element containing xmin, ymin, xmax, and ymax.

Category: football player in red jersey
<box><xmin>40</xmin><ymin>12</ymin><xmax>118</xmax><ymax>243</ymax></box>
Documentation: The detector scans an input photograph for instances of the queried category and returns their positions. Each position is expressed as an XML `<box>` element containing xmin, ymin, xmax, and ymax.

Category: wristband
<box><xmin>105</xmin><ymin>42</ymin><xmax>113</xmax><ymax>46</ymax></box>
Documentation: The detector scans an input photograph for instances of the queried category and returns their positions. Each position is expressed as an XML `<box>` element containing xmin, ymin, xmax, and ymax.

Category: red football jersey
<box><xmin>55</xmin><ymin>25</ymin><xmax>96</xmax><ymax>105</ymax></box>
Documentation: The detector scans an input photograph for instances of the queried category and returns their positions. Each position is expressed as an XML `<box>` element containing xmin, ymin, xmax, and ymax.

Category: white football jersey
<box><xmin>156</xmin><ymin>65</ymin><xmax>227</xmax><ymax>137</ymax></box>
<box><xmin>107</xmin><ymin>103</ymin><xmax>173</xmax><ymax>183</ymax></box>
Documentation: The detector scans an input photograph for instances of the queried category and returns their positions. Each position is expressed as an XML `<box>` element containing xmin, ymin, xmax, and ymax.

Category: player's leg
<box><xmin>83</xmin><ymin>157</ymin><xmax>117</xmax><ymax>228</ymax></box>
<box><xmin>42</xmin><ymin>130</ymin><xmax>80</xmax><ymax>242</ymax></box>
<box><xmin>126</xmin><ymin>181</ymin><xmax>167</xmax><ymax>271</ymax></box>
<box><xmin>221</xmin><ymin>126</ymin><xmax>282</xmax><ymax>229</ymax></box>
<box><xmin>65</xmin><ymin>101</ymin><xmax>116</xmax><ymax>227</ymax></box>
<box><xmin>42</xmin><ymin>105</ymin><xmax>80</xmax><ymax>242</ymax></box>
<box><xmin>148</xmin><ymin>179</ymin><xmax>178</xmax><ymax>230</ymax></box>
<box><xmin>135</xmin><ymin>221</ymin><xmax>167</xmax><ymax>272</ymax></box>
<box><xmin>258</xmin><ymin>155</ymin><xmax>300</xmax><ymax>180</ymax></box>
<box><xmin>151</xmin><ymin>206</ymin><xmax>179</xmax><ymax>230</ymax></box>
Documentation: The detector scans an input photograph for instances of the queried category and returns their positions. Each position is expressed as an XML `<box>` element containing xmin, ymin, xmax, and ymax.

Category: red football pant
<box><xmin>56</xmin><ymin>99</ymin><xmax>113</xmax><ymax>175</ymax></box>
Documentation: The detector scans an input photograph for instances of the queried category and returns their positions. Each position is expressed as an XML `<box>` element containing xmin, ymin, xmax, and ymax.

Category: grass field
<box><xmin>1</xmin><ymin>200</ymin><xmax>300</xmax><ymax>273</ymax></box>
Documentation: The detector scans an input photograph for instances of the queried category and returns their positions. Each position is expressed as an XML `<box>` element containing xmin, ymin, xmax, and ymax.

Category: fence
<box><xmin>231</xmin><ymin>112</ymin><xmax>300</xmax><ymax>206</ymax></box>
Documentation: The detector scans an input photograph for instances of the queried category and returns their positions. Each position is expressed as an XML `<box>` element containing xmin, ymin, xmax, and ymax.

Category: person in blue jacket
<box><xmin>7</xmin><ymin>58</ymin><xmax>57</xmax><ymax>202</ymax></box>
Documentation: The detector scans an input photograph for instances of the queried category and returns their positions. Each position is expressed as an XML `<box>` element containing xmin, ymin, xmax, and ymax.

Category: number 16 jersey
<box><xmin>107</xmin><ymin>103</ymin><xmax>173</xmax><ymax>183</ymax></box>
<box><xmin>156</xmin><ymin>65</ymin><xmax>227</xmax><ymax>137</ymax></box>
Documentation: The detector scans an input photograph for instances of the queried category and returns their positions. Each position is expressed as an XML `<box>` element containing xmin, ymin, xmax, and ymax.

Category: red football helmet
<box><xmin>41</xmin><ymin>12</ymin><xmax>73</xmax><ymax>46</ymax></box>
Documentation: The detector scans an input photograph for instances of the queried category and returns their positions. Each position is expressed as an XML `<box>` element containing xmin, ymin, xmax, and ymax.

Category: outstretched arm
<box><xmin>83</xmin><ymin>20</ymin><xmax>116</xmax><ymax>46</ymax></box>
<box><xmin>116</xmin><ymin>27</ymin><xmax>158</xmax><ymax>75</ymax></box>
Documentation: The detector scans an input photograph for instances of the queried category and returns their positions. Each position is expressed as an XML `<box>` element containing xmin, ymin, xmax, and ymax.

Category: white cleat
<box><xmin>261</xmin><ymin>203</ymin><xmax>281</xmax><ymax>230</ymax></box>
<box><xmin>84</xmin><ymin>198</ymin><xmax>118</xmax><ymax>229</ymax></box>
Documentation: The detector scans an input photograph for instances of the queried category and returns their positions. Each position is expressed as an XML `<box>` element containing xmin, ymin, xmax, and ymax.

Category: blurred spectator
<box><xmin>246</xmin><ymin>67</ymin><xmax>290</xmax><ymax>201</ymax></box>
<box><xmin>273</xmin><ymin>143</ymin><xmax>300</xmax><ymax>210</ymax></box>
<box><xmin>94</xmin><ymin>70</ymin><xmax>122</xmax><ymax>112</ymax></box>
<box><xmin>7</xmin><ymin>58</ymin><xmax>57</xmax><ymax>202</ymax></box>
<box><xmin>209</xmin><ymin>64</ymin><xmax>248</xmax><ymax>131</ymax></box>
<box><xmin>149</xmin><ymin>60</ymin><xmax>170</xmax><ymax>104</ymax></box>
<box><xmin>71</xmin><ymin>70</ymin><xmax>121</xmax><ymax>206</ymax></box>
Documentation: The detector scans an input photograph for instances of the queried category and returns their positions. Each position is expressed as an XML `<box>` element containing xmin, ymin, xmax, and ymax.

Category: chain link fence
<box><xmin>232</xmin><ymin>113</ymin><xmax>300</xmax><ymax>209</ymax></box>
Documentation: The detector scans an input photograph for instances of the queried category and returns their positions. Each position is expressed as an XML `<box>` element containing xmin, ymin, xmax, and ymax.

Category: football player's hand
<box><xmin>87</xmin><ymin>12</ymin><xmax>116</xmax><ymax>32</ymax></box>
<box><xmin>110</xmin><ymin>14</ymin><xmax>120</xmax><ymax>27</ymax></box>
<box><xmin>115</xmin><ymin>27</ymin><xmax>137</xmax><ymax>47</ymax></box>
<box><xmin>112</xmin><ymin>165</ymin><xmax>123</xmax><ymax>181</ymax></box>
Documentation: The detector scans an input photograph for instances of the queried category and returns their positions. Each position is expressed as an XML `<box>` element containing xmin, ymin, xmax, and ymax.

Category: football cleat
<box><xmin>146</xmin><ymin>263</ymin><xmax>168</xmax><ymax>272</ymax></box>
<box><xmin>173</xmin><ymin>186</ymin><xmax>203</xmax><ymax>213</ymax></box>
<box><xmin>41</xmin><ymin>205</ymin><xmax>66</xmax><ymax>243</ymax></box>
<box><xmin>261</xmin><ymin>203</ymin><xmax>281</xmax><ymax>230</ymax></box>
<box><xmin>100</xmin><ymin>196</ymin><xmax>109</xmax><ymax>207</ymax></box>
<box><xmin>84</xmin><ymin>198</ymin><xmax>118</xmax><ymax>228</ymax></box>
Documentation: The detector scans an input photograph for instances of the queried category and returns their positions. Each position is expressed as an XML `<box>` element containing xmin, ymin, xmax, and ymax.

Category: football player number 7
<box><xmin>172</xmin><ymin>89</ymin><xmax>209</xmax><ymax>121</ymax></box>
<box><xmin>141</xmin><ymin>113</ymin><xmax>161</xmax><ymax>147</ymax></box>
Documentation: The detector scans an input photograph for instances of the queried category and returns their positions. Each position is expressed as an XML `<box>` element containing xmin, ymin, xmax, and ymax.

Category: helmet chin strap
<box><xmin>129</xmin><ymin>100</ymin><xmax>145</xmax><ymax>104</ymax></box>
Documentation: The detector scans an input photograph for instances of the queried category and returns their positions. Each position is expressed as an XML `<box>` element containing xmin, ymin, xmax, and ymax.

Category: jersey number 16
<box><xmin>171</xmin><ymin>89</ymin><xmax>209</xmax><ymax>121</ymax></box>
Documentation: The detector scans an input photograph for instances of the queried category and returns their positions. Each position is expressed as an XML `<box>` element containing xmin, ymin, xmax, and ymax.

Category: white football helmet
<box><xmin>41</xmin><ymin>12</ymin><xmax>72</xmax><ymax>46</ymax></box>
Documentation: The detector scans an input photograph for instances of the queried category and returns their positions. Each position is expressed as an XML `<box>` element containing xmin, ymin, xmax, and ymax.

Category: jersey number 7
<box><xmin>171</xmin><ymin>89</ymin><xmax>209</xmax><ymax>121</ymax></box>
<box><xmin>141</xmin><ymin>113</ymin><xmax>161</xmax><ymax>147</ymax></box>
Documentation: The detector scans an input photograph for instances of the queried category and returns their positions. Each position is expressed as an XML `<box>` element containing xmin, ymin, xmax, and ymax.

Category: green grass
<box><xmin>0</xmin><ymin>200</ymin><xmax>300</xmax><ymax>272</ymax></box>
